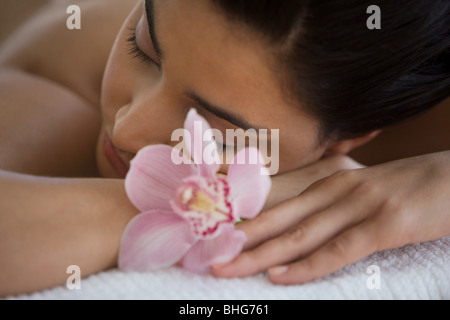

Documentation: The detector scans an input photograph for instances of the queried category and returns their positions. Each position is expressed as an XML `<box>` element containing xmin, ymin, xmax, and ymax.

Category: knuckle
<box><xmin>327</xmin><ymin>237</ymin><xmax>349</xmax><ymax>259</ymax></box>
<box><xmin>380</xmin><ymin>195</ymin><xmax>403</xmax><ymax>215</ymax></box>
<box><xmin>354</xmin><ymin>181</ymin><xmax>382</xmax><ymax>198</ymax></box>
<box><xmin>299</xmin><ymin>256</ymin><xmax>316</xmax><ymax>274</ymax></box>
<box><xmin>356</xmin><ymin>224</ymin><xmax>380</xmax><ymax>252</ymax></box>
<box><xmin>367</xmin><ymin>195</ymin><xmax>408</xmax><ymax>249</ymax></box>
<box><xmin>378</xmin><ymin>196</ymin><xmax>408</xmax><ymax>239</ymax></box>
<box><xmin>375</xmin><ymin>194</ymin><xmax>405</xmax><ymax>224</ymax></box>
<box><xmin>284</xmin><ymin>224</ymin><xmax>307</xmax><ymax>243</ymax></box>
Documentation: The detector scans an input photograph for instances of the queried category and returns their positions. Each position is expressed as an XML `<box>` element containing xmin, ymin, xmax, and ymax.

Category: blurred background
<box><xmin>0</xmin><ymin>0</ymin><xmax>49</xmax><ymax>44</ymax></box>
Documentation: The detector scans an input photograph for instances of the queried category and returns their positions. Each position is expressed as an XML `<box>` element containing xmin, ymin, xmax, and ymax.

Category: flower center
<box><xmin>172</xmin><ymin>175</ymin><xmax>235</xmax><ymax>239</ymax></box>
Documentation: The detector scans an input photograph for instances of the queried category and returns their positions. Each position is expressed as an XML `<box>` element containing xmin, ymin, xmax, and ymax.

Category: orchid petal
<box><xmin>119</xmin><ymin>211</ymin><xmax>197</xmax><ymax>271</ymax></box>
<box><xmin>184</xmin><ymin>108</ymin><xmax>221</xmax><ymax>178</ymax></box>
<box><xmin>227</xmin><ymin>147</ymin><xmax>271</xmax><ymax>219</ymax></box>
<box><xmin>181</xmin><ymin>225</ymin><xmax>246</xmax><ymax>273</ymax></box>
<box><xmin>125</xmin><ymin>145</ymin><xmax>196</xmax><ymax>212</ymax></box>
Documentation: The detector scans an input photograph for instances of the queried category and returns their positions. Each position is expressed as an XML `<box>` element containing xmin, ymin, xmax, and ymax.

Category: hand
<box><xmin>212</xmin><ymin>151</ymin><xmax>450</xmax><ymax>285</ymax></box>
<box><xmin>263</xmin><ymin>154</ymin><xmax>365</xmax><ymax>210</ymax></box>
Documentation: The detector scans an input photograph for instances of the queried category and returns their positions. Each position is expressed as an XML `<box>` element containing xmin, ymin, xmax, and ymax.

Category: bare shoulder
<box><xmin>0</xmin><ymin>0</ymin><xmax>138</xmax><ymax>105</ymax></box>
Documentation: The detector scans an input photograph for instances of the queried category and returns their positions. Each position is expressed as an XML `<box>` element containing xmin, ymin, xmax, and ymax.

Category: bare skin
<box><xmin>0</xmin><ymin>0</ymin><xmax>139</xmax><ymax>295</ymax></box>
<box><xmin>0</xmin><ymin>0</ymin><xmax>448</xmax><ymax>295</ymax></box>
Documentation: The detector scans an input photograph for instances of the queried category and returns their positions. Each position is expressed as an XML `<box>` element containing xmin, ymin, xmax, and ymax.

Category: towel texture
<box><xmin>9</xmin><ymin>237</ymin><xmax>450</xmax><ymax>300</ymax></box>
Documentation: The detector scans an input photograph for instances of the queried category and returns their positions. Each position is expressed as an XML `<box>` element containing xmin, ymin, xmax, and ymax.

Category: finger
<box><xmin>237</xmin><ymin>171</ymin><xmax>357</xmax><ymax>251</ymax></box>
<box><xmin>265</xmin><ymin>156</ymin><xmax>365</xmax><ymax>210</ymax></box>
<box><xmin>268</xmin><ymin>220</ymin><xmax>379</xmax><ymax>285</ymax></box>
<box><xmin>212</xmin><ymin>186</ymin><xmax>373</xmax><ymax>278</ymax></box>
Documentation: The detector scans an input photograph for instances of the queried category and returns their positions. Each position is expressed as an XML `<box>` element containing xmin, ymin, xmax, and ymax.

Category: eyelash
<box><xmin>126</xmin><ymin>27</ymin><xmax>159</xmax><ymax>67</ymax></box>
<box><xmin>215</xmin><ymin>141</ymin><xmax>237</xmax><ymax>155</ymax></box>
<box><xmin>126</xmin><ymin>27</ymin><xmax>237</xmax><ymax>156</ymax></box>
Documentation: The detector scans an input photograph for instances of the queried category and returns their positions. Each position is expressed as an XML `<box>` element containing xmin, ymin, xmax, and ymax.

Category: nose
<box><xmin>111</xmin><ymin>94</ymin><xmax>189</xmax><ymax>154</ymax></box>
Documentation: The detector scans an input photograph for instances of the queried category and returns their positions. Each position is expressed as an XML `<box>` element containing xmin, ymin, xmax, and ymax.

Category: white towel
<box><xmin>9</xmin><ymin>236</ymin><xmax>450</xmax><ymax>300</ymax></box>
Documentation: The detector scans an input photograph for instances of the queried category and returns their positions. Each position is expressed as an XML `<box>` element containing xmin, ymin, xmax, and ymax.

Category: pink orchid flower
<box><xmin>119</xmin><ymin>109</ymin><xmax>271</xmax><ymax>273</ymax></box>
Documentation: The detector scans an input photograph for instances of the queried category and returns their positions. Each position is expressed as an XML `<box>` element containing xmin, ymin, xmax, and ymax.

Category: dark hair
<box><xmin>211</xmin><ymin>0</ymin><xmax>450</xmax><ymax>140</ymax></box>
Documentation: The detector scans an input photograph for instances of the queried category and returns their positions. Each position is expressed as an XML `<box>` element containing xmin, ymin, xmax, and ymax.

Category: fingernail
<box><xmin>269</xmin><ymin>266</ymin><xmax>288</xmax><ymax>276</ymax></box>
<box><xmin>211</xmin><ymin>263</ymin><xmax>228</xmax><ymax>270</ymax></box>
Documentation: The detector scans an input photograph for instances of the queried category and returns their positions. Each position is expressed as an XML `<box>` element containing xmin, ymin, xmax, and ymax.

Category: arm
<box><xmin>0</xmin><ymin>1</ymin><xmax>142</xmax><ymax>296</ymax></box>
<box><xmin>0</xmin><ymin>171</ymin><xmax>139</xmax><ymax>296</ymax></box>
<box><xmin>213</xmin><ymin>151</ymin><xmax>450</xmax><ymax>284</ymax></box>
<box><xmin>0</xmin><ymin>66</ymin><xmax>135</xmax><ymax>296</ymax></box>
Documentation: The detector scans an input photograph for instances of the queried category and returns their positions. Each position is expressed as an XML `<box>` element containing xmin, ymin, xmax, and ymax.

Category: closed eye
<box><xmin>126</xmin><ymin>27</ymin><xmax>161</xmax><ymax>68</ymax></box>
<box><xmin>216</xmin><ymin>141</ymin><xmax>236</xmax><ymax>155</ymax></box>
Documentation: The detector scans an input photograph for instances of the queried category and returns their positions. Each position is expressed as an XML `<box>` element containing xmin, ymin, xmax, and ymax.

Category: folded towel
<box><xmin>9</xmin><ymin>236</ymin><xmax>449</xmax><ymax>300</ymax></box>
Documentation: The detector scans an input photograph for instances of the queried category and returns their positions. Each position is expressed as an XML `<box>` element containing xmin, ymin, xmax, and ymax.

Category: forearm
<box><xmin>0</xmin><ymin>170</ymin><xmax>139</xmax><ymax>296</ymax></box>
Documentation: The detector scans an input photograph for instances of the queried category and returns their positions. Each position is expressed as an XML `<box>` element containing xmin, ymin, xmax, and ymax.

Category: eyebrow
<box><xmin>145</xmin><ymin>0</ymin><xmax>163</xmax><ymax>59</ymax></box>
<box><xmin>145</xmin><ymin>0</ymin><xmax>266</xmax><ymax>132</ymax></box>
<box><xmin>187</xmin><ymin>92</ymin><xmax>267</xmax><ymax>131</ymax></box>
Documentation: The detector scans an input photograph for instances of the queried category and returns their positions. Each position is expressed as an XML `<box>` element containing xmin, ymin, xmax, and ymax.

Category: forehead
<box><xmin>156</xmin><ymin>0</ymin><xmax>289</xmax><ymax>115</ymax></box>
<box><xmin>152</xmin><ymin>0</ymin><xmax>323</xmax><ymax>169</ymax></box>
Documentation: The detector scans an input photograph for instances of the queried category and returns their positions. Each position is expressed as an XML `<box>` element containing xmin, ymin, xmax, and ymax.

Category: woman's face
<box><xmin>96</xmin><ymin>0</ymin><xmax>327</xmax><ymax>179</ymax></box>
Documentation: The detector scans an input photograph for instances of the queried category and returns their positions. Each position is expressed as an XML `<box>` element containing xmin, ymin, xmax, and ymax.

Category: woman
<box><xmin>0</xmin><ymin>0</ymin><xmax>448</xmax><ymax>295</ymax></box>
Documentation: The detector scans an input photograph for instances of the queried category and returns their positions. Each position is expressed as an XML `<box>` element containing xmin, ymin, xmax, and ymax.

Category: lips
<box><xmin>103</xmin><ymin>133</ymin><xmax>129</xmax><ymax>178</ymax></box>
